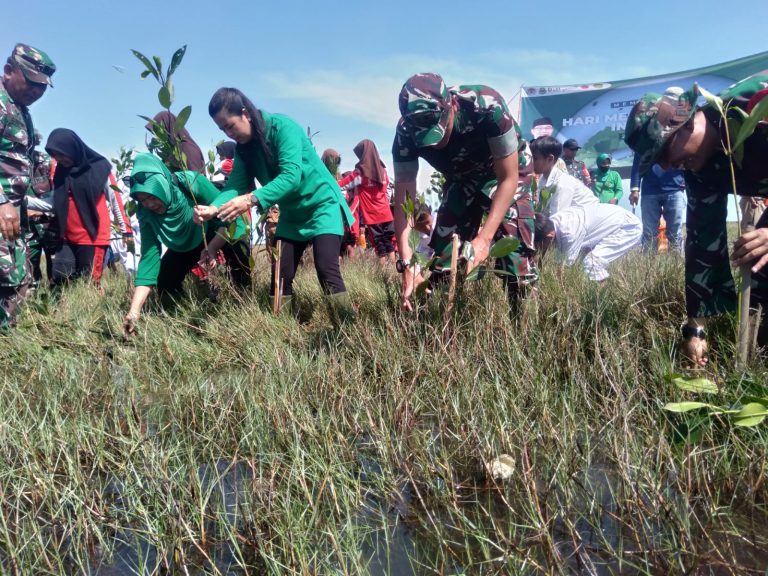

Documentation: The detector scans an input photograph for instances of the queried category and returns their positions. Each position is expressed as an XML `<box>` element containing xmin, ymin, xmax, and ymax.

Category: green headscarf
<box><xmin>129</xmin><ymin>153</ymin><xmax>202</xmax><ymax>251</ymax></box>
<box><xmin>596</xmin><ymin>153</ymin><xmax>611</xmax><ymax>174</ymax></box>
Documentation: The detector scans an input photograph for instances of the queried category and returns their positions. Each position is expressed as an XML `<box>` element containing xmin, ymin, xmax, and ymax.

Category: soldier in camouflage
<box><xmin>0</xmin><ymin>43</ymin><xmax>55</xmax><ymax>327</ymax></box>
<box><xmin>392</xmin><ymin>73</ymin><xmax>536</xmax><ymax>314</ymax></box>
<box><xmin>625</xmin><ymin>70</ymin><xmax>768</xmax><ymax>365</ymax></box>
<box><xmin>561</xmin><ymin>139</ymin><xmax>592</xmax><ymax>188</ymax></box>
<box><xmin>26</xmin><ymin>135</ymin><xmax>59</xmax><ymax>288</ymax></box>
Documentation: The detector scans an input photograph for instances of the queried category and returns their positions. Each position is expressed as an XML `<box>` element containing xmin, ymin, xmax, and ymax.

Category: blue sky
<box><xmin>6</xmin><ymin>0</ymin><xmax>768</xmax><ymax>192</ymax></box>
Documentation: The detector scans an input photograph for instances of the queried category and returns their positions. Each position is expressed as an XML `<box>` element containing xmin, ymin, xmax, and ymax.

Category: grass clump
<box><xmin>0</xmin><ymin>251</ymin><xmax>766</xmax><ymax>575</ymax></box>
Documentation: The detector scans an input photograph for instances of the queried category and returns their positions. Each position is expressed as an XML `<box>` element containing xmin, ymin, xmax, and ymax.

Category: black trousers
<box><xmin>271</xmin><ymin>234</ymin><xmax>346</xmax><ymax>296</ymax></box>
<box><xmin>51</xmin><ymin>242</ymin><xmax>107</xmax><ymax>285</ymax></box>
<box><xmin>158</xmin><ymin>239</ymin><xmax>251</xmax><ymax>297</ymax></box>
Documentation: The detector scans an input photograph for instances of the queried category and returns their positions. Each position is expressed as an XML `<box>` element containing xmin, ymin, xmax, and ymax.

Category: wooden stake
<box><xmin>446</xmin><ymin>234</ymin><xmax>460</xmax><ymax>316</ymax></box>
<box><xmin>738</xmin><ymin>224</ymin><xmax>755</xmax><ymax>368</ymax></box>
<box><xmin>273</xmin><ymin>239</ymin><xmax>282</xmax><ymax>314</ymax></box>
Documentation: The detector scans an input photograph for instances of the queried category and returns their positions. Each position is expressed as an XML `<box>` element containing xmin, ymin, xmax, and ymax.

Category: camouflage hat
<box><xmin>624</xmin><ymin>86</ymin><xmax>696</xmax><ymax>175</ymax></box>
<box><xmin>11</xmin><ymin>43</ymin><xmax>56</xmax><ymax>87</ymax></box>
<box><xmin>398</xmin><ymin>73</ymin><xmax>452</xmax><ymax>148</ymax></box>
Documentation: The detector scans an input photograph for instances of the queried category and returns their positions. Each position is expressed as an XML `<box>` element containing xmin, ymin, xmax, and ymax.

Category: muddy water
<box><xmin>75</xmin><ymin>450</ymin><xmax>768</xmax><ymax>575</ymax></box>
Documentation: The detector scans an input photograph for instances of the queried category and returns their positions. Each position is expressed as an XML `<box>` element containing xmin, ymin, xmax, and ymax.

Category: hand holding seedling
<box><xmin>217</xmin><ymin>195</ymin><xmax>251</xmax><ymax>222</ymax></box>
<box><xmin>732</xmin><ymin>228</ymin><xmax>768</xmax><ymax>272</ymax></box>
<box><xmin>682</xmin><ymin>336</ymin><xmax>708</xmax><ymax>368</ymax></box>
<box><xmin>193</xmin><ymin>204</ymin><xmax>218</xmax><ymax>223</ymax></box>
<box><xmin>466</xmin><ymin>235</ymin><xmax>490</xmax><ymax>274</ymax></box>
<box><xmin>123</xmin><ymin>311</ymin><xmax>139</xmax><ymax>338</ymax></box>
<box><xmin>198</xmin><ymin>246</ymin><xmax>217</xmax><ymax>272</ymax></box>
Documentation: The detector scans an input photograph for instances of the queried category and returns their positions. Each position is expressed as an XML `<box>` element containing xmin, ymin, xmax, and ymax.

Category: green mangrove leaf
<box><xmin>158</xmin><ymin>85</ymin><xmax>172</xmax><ymax>109</ymax></box>
<box><xmin>208</xmin><ymin>149</ymin><xmax>215</xmax><ymax>163</ymax></box>
<box><xmin>732</xmin><ymin>402</ymin><xmax>768</xmax><ymax>427</ymax></box>
<box><xmin>175</xmin><ymin>106</ymin><xmax>192</xmax><ymax>133</ymax></box>
<box><xmin>697</xmin><ymin>84</ymin><xmax>724</xmax><ymax>116</ymax></box>
<box><xmin>140</xmin><ymin>70</ymin><xmax>152</xmax><ymax>79</ymax></box>
<box><xmin>671</xmin><ymin>376</ymin><xmax>718</xmax><ymax>394</ymax></box>
<box><xmin>167</xmin><ymin>45</ymin><xmax>187</xmax><ymax>78</ymax></box>
<box><xmin>413</xmin><ymin>251</ymin><xmax>429</xmax><ymax>267</ymax></box>
<box><xmin>489</xmin><ymin>237</ymin><xmax>520</xmax><ymax>259</ymax></box>
<box><xmin>152</xmin><ymin>55</ymin><xmax>163</xmax><ymax>77</ymax></box>
<box><xmin>731</xmin><ymin>106</ymin><xmax>749</xmax><ymax>120</ymax></box>
<box><xmin>466</xmin><ymin>266</ymin><xmax>486</xmax><ymax>282</ymax></box>
<box><xmin>733</xmin><ymin>94</ymin><xmax>768</xmax><ymax>151</ymax></box>
<box><xmin>408</xmin><ymin>229</ymin><xmax>420</xmax><ymax>254</ymax></box>
<box><xmin>131</xmin><ymin>50</ymin><xmax>158</xmax><ymax>80</ymax></box>
<box><xmin>728</xmin><ymin>118</ymin><xmax>745</xmax><ymax>167</ymax></box>
<box><xmin>663</xmin><ymin>401</ymin><xmax>716</xmax><ymax>413</ymax></box>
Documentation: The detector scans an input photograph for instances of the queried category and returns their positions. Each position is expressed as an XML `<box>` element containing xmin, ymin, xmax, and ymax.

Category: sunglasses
<box><xmin>128</xmin><ymin>172</ymin><xmax>161</xmax><ymax>187</ymax></box>
<box><xmin>407</xmin><ymin>109</ymin><xmax>443</xmax><ymax>129</ymax></box>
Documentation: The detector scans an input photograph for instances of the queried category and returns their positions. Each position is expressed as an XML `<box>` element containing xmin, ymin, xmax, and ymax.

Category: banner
<box><xmin>520</xmin><ymin>51</ymin><xmax>768</xmax><ymax>177</ymax></box>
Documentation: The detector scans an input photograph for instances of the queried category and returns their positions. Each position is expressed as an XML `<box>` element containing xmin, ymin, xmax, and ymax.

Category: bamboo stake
<box><xmin>738</xmin><ymin>223</ymin><xmax>756</xmax><ymax>367</ymax></box>
<box><xmin>446</xmin><ymin>234</ymin><xmax>460</xmax><ymax>316</ymax></box>
<box><xmin>272</xmin><ymin>239</ymin><xmax>282</xmax><ymax>314</ymax></box>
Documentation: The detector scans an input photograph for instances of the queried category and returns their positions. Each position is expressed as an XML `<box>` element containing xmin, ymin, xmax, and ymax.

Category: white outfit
<box><xmin>551</xmin><ymin>203</ymin><xmax>641</xmax><ymax>282</ymax></box>
<box><xmin>540</xmin><ymin>166</ymin><xmax>599</xmax><ymax>216</ymax></box>
<box><xmin>110</xmin><ymin>183</ymin><xmax>141</xmax><ymax>275</ymax></box>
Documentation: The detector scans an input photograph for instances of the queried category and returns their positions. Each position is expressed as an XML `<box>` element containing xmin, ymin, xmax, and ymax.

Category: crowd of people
<box><xmin>2</xmin><ymin>41</ymin><xmax>768</xmax><ymax>366</ymax></box>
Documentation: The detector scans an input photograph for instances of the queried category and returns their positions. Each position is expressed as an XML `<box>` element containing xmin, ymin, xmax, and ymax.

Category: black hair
<box><xmin>532</xmin><ymin>116</ymin><xmax>553</xmax><ymax>127</ymax></box>
<box><xmin>216</xmin><ymin>140</ymin><xmax>236</xmax><ymax>160</ymax></box>
<box><xmin>208</xmin><ymin>87</ymin><xmax>274</xmax><ymax>169</ymax></box>
<box><xmin>529</xmin><ymin>136</ymin><xmax>562</xmax><ymax>160</ymax></box>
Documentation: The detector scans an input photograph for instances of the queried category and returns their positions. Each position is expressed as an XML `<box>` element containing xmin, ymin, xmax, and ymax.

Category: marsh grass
<box><xmin>0</xmin><ymin>251</ymin><xmax>766</xmax><ymax>575</ymax></box>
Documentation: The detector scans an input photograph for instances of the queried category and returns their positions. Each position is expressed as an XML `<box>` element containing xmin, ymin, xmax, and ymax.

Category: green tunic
<box><xmin>592</xmin><ymin>169</ymin><xmax>623</xmax><ymax>204</ymax></box>
<box><xmin>224</xmin><ymin>111</ymin><xmax>354</xmax><ymax>241</ymax></box>
<box><xmin>131</xmin><ymin>154</ymin><xmax>241</xmax><ymax>287</ymax></box>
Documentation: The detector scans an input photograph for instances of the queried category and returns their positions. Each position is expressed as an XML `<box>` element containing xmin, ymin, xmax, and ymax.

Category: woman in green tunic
<box><xmin>199</xmin><ymin>87</ymin><xmax>354</xmax><ymax>312</ymax></box>
<box><xmin>591</xmin><ymin>153</ymin><xmax>623</xmax><ymax>204</ymax></box>
<box><xmin>123</xmin><ymin>153</ymin><xmax>248</xmax><ymax>335</ymax></box>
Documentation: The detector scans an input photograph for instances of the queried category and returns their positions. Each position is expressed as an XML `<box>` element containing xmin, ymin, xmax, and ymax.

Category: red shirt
<box><xmin>64</xmin><ymin>174</ymin><xmax>130</xmax><ymax>245</ymax></box>
<box><xmin>337</xmin><ymin>170</ymin><xmax>393</xmax><ymax>225</ymax></box>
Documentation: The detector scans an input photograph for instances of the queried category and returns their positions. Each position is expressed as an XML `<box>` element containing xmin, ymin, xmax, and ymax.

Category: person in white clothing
<box><xmin>541</xmin><ymin>204</ymin><xmax>641</xmax><ymax>281</ymax></box>
<box><xmin>531</xmin><ymin>136</ymin><xmax>640</xmax><ymax>281</ymax></box>
<box><xmin>530</xmin><ymin>136</ymin><xmax>598</xmax><ymax>216</ymax></box>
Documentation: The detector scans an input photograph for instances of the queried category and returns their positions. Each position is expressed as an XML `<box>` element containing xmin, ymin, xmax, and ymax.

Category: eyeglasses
<box><xmin>128</xmin><ymin>172</ymin><xmax>161</xmax><ymax>187</ymax></box>
<box><xmin>406</xmin><ymin>109</ymin><xmax>442</xmax><ymax>129</ymax></box>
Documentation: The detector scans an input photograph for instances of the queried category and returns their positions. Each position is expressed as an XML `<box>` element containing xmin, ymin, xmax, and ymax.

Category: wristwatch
<box><xmin>249</xmin><ymin>193</ymin><xmax>260</xmax><ymax>209</ymax></box>
<box><xmin>681</xmin><ymin>323</ymin><xmax>705</xmax><ymax>339</ymax></box>
<box><xmin>395</xmin><ymin>258</ymin><xmax>411</xmax><ymax>274</ymax></box>
<box><xmin>0</xmin><ymin>193</ymin><xmax>9</xmax><ymax>206</ymax></box>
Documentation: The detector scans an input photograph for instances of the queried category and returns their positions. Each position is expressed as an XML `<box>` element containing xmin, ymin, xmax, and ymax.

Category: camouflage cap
<box><xmin>624</xmin><ymin>86</ymin><xmax>696</xmax><ymax>175</ymax></box>
<box><xmin>11</xmin><ymin>43</ymin><xmax>56</xmax><ymax>87</ymax></box>
<box><xmin>398</xmin><ymin>73</ymin><xmax>452</xmax><ymax>148</ymax></box>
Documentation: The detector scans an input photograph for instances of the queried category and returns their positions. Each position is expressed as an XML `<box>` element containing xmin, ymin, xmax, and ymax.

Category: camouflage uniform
<box><xmin>625</xmin><ymin>71</ymin><xmax>768</xmax><ymax>320</ymax></box>
<box><xmin>0</xmin><ymin>44</ymin><xmax>55</xmax><ymax>327</ymax></box>
<box><xmin>393</xmin><ymin>74</ymin><xmax>537</xmax><ymax>300</ymax></box>
<box><xmin>26</xmin><ymin>148</ymin><xmax>59</xmax><ymax>287</ymax></box>
<box><xmin>563</xmin><ymin>158</ymin><xmax>591</xmax><ymax>188</ymax></box>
